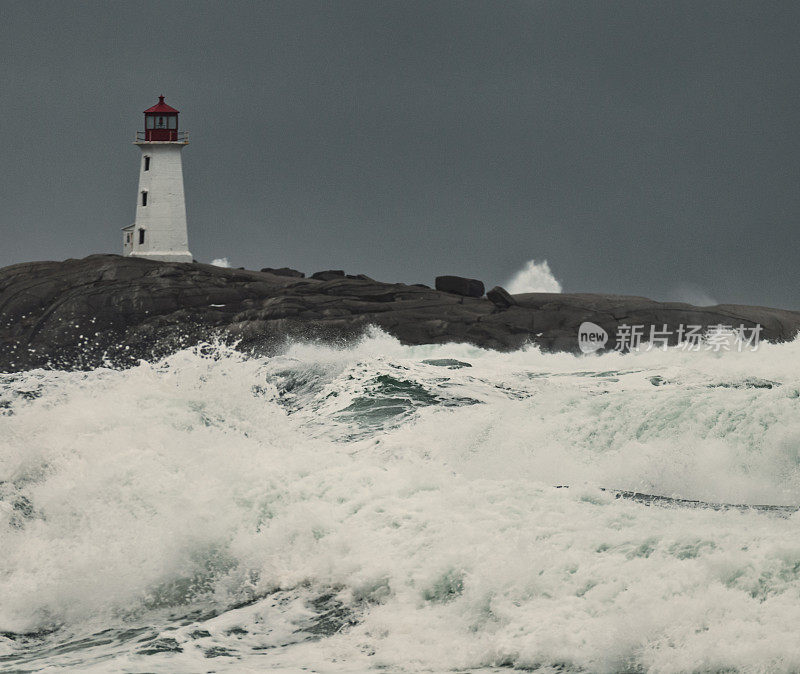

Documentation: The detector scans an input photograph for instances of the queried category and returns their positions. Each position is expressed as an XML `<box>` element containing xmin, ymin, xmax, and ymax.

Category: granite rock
<box><xmin>0</xmin><ymin>255</ymin><xmax>798</xmax><ymax>372</ymax></box>
<box><xmin>311</xmin><ymin>270</ymin><xmax>345</xmax><ymax>281</ymax></box>
<box><xmin>487</xmin><ymin>285</ymin><xmax>517</xmax><ymax>309</ymax></box>
<box><xmin>435</xmin><ymin>275</ymin><xmax>485</xmax><ymax>298</ymax></box>
<box><xmin>260</xmin><ymin>267</ymin><xmax>305</xmax><ymax>278</ymax></box>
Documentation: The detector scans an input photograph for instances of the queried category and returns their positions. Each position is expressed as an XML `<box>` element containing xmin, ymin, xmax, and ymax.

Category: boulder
<box><xmin>311</xmin><ymin>270</ymin><xmax>345</xmax><ymax>281</ymax></box>
<box><xmin>487</xmin><ymin>286</ymin><xmax>517</xmax><ymax>309</ymax></box>
<box><xmin>435</xmin><ymin>275</ymin><xmax>485</xmax><ymax>298</ymax></box>
<box><xmin>261</xmin><ymin>267</ymin><xmax>305</xmax><ymax>278</ymax></box>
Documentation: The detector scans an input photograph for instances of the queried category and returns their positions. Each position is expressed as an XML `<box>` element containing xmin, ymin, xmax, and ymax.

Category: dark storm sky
<box><xmin>2</xmin><ymin>1</ymin><xmax>799</xmax><ymax>308</ymax></box>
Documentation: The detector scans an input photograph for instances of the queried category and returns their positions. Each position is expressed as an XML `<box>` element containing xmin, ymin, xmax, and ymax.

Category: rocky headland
<box><xmin>1</xmin><ymin>254</ymin><xmax>798</xmax><ymax>372</ymax></box>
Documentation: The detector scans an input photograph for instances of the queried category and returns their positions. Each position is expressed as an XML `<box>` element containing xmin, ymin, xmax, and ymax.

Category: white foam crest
<box><xmin>2</xmin><ymin>333</ymin><xmax>800</xmax><ymax>671</ymax></box>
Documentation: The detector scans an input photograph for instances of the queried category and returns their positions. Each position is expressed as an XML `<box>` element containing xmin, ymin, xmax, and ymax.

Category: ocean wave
<box><xmin>2</xmin><ymin>331</ymin><xmax>800</xmax><ymax>671</ymax></box>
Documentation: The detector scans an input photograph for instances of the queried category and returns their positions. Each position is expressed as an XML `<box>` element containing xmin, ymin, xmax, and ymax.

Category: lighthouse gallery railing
<box><xmin>135</xmin><ymin>131</ymin><xmax>189</xmax><ymax>143</ymax></box>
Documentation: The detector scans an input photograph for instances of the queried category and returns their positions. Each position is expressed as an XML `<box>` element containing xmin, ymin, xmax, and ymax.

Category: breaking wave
<box><xmin>2</xmin><ymin>330</ymin><xmax>800</xmax><ymax>672</ymax></box>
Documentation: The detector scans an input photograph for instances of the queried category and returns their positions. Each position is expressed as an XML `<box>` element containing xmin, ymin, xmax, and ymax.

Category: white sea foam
<box><xmin>2</xmin><ymin>332</ymin><xmax>800</xmax><ymax>671</ymax></box>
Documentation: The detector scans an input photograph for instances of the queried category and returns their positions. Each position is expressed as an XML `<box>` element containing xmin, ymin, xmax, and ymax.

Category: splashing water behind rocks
<box><xmin>505</xmin><ymin>259</ymin><xmax>562</xmax><ymax>293</ymax></box>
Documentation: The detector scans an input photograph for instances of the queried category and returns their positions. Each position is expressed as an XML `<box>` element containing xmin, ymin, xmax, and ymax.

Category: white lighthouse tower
<box><xmin>122</xmin><ymin>95</ymin><xmax>192</xmax><ymax>262</ymax></box>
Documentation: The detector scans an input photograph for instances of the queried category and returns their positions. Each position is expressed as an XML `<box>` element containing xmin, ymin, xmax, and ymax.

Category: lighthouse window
<box><xmin>141</xmin><ymin>191</ymin><xmax>148</xmax><ymax>206</ymax></box>
<box><xmin>146</xmin><ymin>116</ymin><xmax>154</xmax><ymax>129</ymax></box>
<box><xmin>138</xmin><ymin>229</ymin><xmax>145</xmax><ymax>245</ymax></box>
<box><xmin>144</xmin><ymin>156</ymin><xmax>150</xmax><ymax>171</ymax></box>
<box><xmin>157</xmin><ymin>117</ymin><xmax>166</xmax><ymax>128</ymax></box>
<box><xmin>168</xmin><ymin>117</ymin><xmax>177</xmax><ymax>129</ymax></box>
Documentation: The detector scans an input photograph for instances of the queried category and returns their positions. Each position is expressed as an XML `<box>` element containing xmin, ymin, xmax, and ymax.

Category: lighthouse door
<box><xmin>122</xmin><ymin>226</ymin><xmax>134</xmax><ymax>255</ymax></box>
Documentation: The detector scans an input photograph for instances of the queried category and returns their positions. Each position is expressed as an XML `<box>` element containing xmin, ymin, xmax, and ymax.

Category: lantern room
<box><xmin>142</xmin><ymin>95</ymin><xmax>180</xmax><ymax>141</ymax></box>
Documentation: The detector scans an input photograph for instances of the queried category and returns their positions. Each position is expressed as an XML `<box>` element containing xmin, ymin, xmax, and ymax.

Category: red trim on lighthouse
<box><xmin>143</xmin><ymin>95</ymin><xmax>180</xmax><ymax>141</ymax></box>
<box><xmin>144</xmin><ymin>94</ymin><xmax>180</xmax><ymax>114</ymax></box>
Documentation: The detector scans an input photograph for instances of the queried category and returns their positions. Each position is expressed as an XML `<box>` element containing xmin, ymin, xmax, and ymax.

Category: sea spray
<box><xmin>2</xmin><ymin>332</ymin><xmax>800</xmax><ymax>671</ymax></box>
<box><xmin>505</xmin><ymin>259</ymin><xmax>562</xmax><ymax>293</ymax></box>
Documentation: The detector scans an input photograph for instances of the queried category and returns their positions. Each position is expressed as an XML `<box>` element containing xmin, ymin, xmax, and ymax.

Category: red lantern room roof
<box><xmin>144</xmin><ymin>95</ymin><xmax>179</xmax><ymax>114</ymax></box>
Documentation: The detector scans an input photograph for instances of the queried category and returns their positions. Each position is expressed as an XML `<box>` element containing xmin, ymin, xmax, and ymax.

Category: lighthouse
<box><xmin>122</xmin><ymin>95</ymin><xmax>192</xmax><ymax>262</ymax></box>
